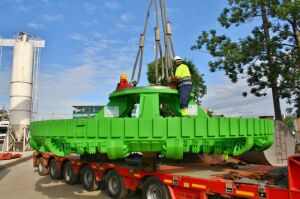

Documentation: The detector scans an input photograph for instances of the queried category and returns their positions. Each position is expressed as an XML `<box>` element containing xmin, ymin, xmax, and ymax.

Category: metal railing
<box><xmin>1</xmin><ymin>127</ymin><xmax>30</xmax><ymax>152</ymax></box>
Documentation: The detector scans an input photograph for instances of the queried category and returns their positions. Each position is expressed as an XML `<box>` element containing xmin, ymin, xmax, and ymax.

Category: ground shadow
<box><xmin>0</xmin><ymin>168</ymin><xmax>11</xmax><ymax>181</ymax></box>
<box><xmin>35</xmin><ymin>176</ymin><xmax>109</xmax><ymax>199</ymax></box>
<box><xmin>34</xmin><ymin>175</ymin><xmax>141</xmax><ymax>199</ymax></box>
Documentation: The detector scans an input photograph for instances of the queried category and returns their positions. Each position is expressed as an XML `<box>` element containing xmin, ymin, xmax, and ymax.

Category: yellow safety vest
<box><xmin>175</xmin><ymin>64</ymin><xmax>192</xmax><ymax>87</ymax></box>
<box><xmin>175</xmin><ymin>64</ymin><xmax>191</xmax><ymax>78</ymax></box>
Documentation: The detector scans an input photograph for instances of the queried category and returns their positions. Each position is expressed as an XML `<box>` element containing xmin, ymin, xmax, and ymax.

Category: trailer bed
<box><xmin>33</xmin><ymin>152</ymin><xmax>300</xmax><ymax>199</ymax></box>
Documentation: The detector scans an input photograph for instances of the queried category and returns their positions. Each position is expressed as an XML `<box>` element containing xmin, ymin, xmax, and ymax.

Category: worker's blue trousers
<box><xmin>179</xmin><ymin>85</ymin><xmax>192</xmax><ymax>109</ymax></box>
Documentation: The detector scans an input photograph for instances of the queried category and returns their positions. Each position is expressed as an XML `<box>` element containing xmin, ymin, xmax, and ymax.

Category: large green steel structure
<box><xmin>29</xmin><ymin>86</ymin><xmax>274</xmax><ymax>160</ymax></box>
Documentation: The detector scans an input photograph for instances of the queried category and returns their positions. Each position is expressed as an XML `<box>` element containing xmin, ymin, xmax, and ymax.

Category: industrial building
<box><xmin>72</xmin><ymin>105</ymin><xmax>104</xmax><ymax>118</ymax></box>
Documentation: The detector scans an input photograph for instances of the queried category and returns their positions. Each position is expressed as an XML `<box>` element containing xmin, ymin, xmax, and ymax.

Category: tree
<box><xmin>192</xmin><ymin>0</ymin><xmax>299</xmax><ymax>120</ymax></box>
<box><xmin>269</xmin><ymin>0</ymin><xmax>300</xmax><ymax>117</ymax></box>
<box><xmin>147</xmin><ymin>58</ymin><xmax>207</xmax><ymax>105</ymax></box>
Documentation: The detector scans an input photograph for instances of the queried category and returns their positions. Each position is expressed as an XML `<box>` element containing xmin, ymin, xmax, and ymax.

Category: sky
<box><xmin>0</xmin><ymin>0</ymin><xmax>288</xmax><ymax>119</ymax></box>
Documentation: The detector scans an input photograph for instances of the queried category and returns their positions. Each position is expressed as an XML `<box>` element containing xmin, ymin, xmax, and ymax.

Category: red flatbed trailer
<box><xmin>33</xmin><ymin>151</ymin><xmax>300</xmax><ymax>199</ymax></box>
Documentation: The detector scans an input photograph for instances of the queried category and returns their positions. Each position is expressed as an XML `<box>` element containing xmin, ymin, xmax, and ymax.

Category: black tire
<box><xmin>127</xmin><ymin>190</ymin><xmax>137</xmax><ymax>198</ymax></box>
<box><xmin>142</xmin><ymin>177</ymin><xmax>171</xmax><ymax>199</ymax></box>
<box><xmin>63</xmin><ymin>162</ymin><xmax>79</xmax><ymax>185</ymax></box>
<box><xmin>98</xmin><ymin>178</ymin><xmax>106</xmax><ymax>191</ymax></box>
<box><xmin>106</xmin><ymin>170</ymin><xmax>128</xmax><ymax>199</ymax></box>
<box><xmin>49</xmin><ymin>159</ymin><xmax>62</xmax><ymax>179</ymax></box>
<box><xmin>38</xmin><ymin>157</ymin><xmax>49</xmax><ymax>176</ymax></box>
<box><xmin>82</xmin><ymin>165</ymin><xmax>98</xmax><ymax>191</ymax></box>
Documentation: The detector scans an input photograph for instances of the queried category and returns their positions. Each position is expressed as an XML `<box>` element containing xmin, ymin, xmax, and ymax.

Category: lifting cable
<box><xmin>158</xmin><ymin>0</ymin><xmax>176</xmax><ymax>80</ymax></box>
<box><xmin>131</xmin><ymin>0</ymin><xmax>176</xmax><ymax>86</ymax></box>
<box><xmin>154</xmin><ymin>0</ymin><xmax>164</xmax><ymax>84</ymax></box>
<box><xmin>131</xmin><ymin>0</ymin><xmax>154</xmax><ymax>85</ymax></box>
<box><xmin>160</xmin><ymin>0</ymin><xmax>169</xmax><ymax>79</ymax></box>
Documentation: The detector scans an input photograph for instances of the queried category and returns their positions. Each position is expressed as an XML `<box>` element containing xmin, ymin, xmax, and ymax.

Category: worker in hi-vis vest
<box><xmin>173</xmin><ymin>56</ymin><xmax>192</xmax><ymax>116</ymax></box>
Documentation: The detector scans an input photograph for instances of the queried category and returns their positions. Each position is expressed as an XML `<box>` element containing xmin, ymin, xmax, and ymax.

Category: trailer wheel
<box><xmin>63</xmin><ymin>162</ymin><xmax>79</xmax><ymax>185</ymax></box>
<box><xmin>142</xmin><ymin>177</ymin><xmax>171</xmax><ymax>199</ymax></box>
<box><xmin>106</xmin><ymin>170</ymin><xmax>128</xmax><ymax>199</ymax></box>
<box><xmin>49</xmin><ymin>159</ymin><xmax>62</xmax><ymax>179</ymax></box>
<box><xmin>82</xmin><ymin>165</ymin><xmax>98</xmax><ymax>191</ymax></box>
<box><xmin>38</xmin><ymin>157</ymin><xmax>49</xmax><ymax>176</ymax></box>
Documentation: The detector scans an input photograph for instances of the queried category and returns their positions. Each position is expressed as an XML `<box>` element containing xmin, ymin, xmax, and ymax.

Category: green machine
<box><xmin>29</xmin><ymin>86</ymin><xmax>274</xmax><ymax>160</ymax></box>
<box><xmin>29</xmin><ymin>1</ymin><xmax>274</xmax><ymax>160</ymax></box>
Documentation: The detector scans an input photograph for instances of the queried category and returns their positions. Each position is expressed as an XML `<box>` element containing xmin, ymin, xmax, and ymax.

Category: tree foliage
<box><xmin>147</xmin><ymin>58</ymin><xmax>207</xmax><ymax>105</ymax></box>
<box><xmin>270</xmin><ymin>0</ymin><xmax>300</xmax><ymax>117</ymax></box>
<box><xmin>192</xmin><ymin>0</ymin><xmax>300</xmax><ymax>118</ymax></box>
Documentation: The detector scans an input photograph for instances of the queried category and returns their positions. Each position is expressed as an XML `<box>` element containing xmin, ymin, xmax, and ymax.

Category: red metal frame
<box><xmin>33</xmin><ymin>152</ymin><xmax>300</xmax><ymax>199</ymax></box>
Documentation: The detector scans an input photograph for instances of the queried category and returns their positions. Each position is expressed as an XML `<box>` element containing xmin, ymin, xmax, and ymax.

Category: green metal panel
<box><xmin>58</xmin><ymin>121</ymin><xmax>66</xmax><ymax>138</ymax></box>
<box><xmin>230</xmin><ymin>118</ymin><xmax>239</xmax><ymax>137</ymax></box>
<box><xmin>66</xmin><ymin>120</ymin><xmax>75</xmax><ymax>138</ymax></box>
<box><xmin>153</xmin><ymin>118</ymin><xmax>166</xmax><ymax>138</ymax></box>
<box><xmin>254</xmin><ymin>118</ymin><xmax>261</xmax><ymax>136</ymax></box>
<box><xmin>29</xmin><ymin>87</ymin><xmax>274</xmax><ymax>160</ymax></box>
<box><xmin>76</xmin><ymin>119</ymin><xmax>86</xmax><ymax>138</ymax></box>
<box><xmin>111</xmin><ymin>118</ymin><xmax>124</xmax><ymax>138</ymax></box>
<box><xmin>196</xmin><ymin>117</ymin><xmax>207</xmax><ymax>137</ymax></box>
<box><xmin>260</xmin><ymin>119</ymin><xmax>266</xmax><ymax>135</ymax></box>
<box><xmin>129</xmin><ymin>141</ymin><xmax>139</xmax><ymax>151</ymax></box>
<box><xmin>219</xmin><ymin>118</ymin><xmax>229</xmax><ymax>137</ymax></box>
<box><xmin>49</xmin><ymin>120</ymin><xmax>56</xmax><ymax>137</ymax></box>
<box><xmin>208</xmin><ymin>118</ymin><xmax>219</xmax><ymax>137</ymax></box>
<box><xmin>167</xmin><ymin>117</ymin><xmax>181</xmax><ymax>138</ymax></box>
<box><xmin>181</xmin><ymin>118</ymin><xmax>194</xmax><ymax>138</ymax></box>
<box><xmin>139</xmin><ymin>93</ymin><xmax>160</xmax><ymax>118</ymax></box>
<box><xmin>247</xmin><ymin>118</ymin><xmax>254</xmax><ymax>136</ymax></box>
<box><xmin>151</xmin><ymin>141</ymin><xmax>161</xmax><ymax>151</ymax></box>
<box><xmin>99</xmin><ymin>119</ymin><xmax>109</xmax><ymax>138</ymax></box>
<box><xmin>87</xmin><ymin>119</ymin><xmax>97</xmax><ymax>138</ymax></box>
<box><xmin>124</xmin><ymin>118</ymin><xmax>138</xmax><ymax>138</ymax></box>
<box><xmin>265</xmin><ymin>120</ymin><xmax>269</xmax><ymax>134</ymax></box>
<box><xmin>139</xmin><ymin>119</ymin><xmax>152</xmax><ymax>138</ymax></box>
<box><xmin>239</xmin><ymin>118</ymin><xmax>247</xmax><ymax>136</ymax></box>
<box><xmin>141</xmin><ymin>141</ymin><xmax>151</xmax><ymax>151</ymax></box>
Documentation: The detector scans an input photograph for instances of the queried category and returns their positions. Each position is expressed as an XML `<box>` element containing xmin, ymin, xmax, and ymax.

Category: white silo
<box><xmin>9</xmin><ymin>32</ymin><xmax>34</xmax><ymax>141</ymax></box>
<box><xmin>0</xmin><ymin>32</ymin><xmax>44</xmax><ymax>150</ymax></box>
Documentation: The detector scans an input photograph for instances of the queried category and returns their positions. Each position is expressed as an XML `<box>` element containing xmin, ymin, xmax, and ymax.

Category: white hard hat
<box><xmin>174</xmin><ymin>56</ymin><xmax>182</xmax><ymax>61</ymax></box>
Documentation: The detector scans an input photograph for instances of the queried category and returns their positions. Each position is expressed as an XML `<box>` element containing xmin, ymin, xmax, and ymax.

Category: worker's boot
<box><xmin>180</xmin><ymin>108</ymin><xmax>189</xmax><ymax>117</ymax></box>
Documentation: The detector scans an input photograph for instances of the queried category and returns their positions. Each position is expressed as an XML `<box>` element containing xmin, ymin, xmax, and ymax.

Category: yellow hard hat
<box><xmin>120</xmin><ymin>74</ymin><xmax>127</xmax><ymax>79</ymax></box>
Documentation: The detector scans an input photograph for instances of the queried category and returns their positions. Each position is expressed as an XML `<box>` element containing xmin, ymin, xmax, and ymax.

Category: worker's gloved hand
<box><xmin>167</xmin><ymin>77</ymin><xmax>172</xmax><ymax>83</ymax></box>
<box><xmin>168</xmin><ymin>77</ymin><xmax>178</xmax><ymax>84</ymax></box>
<box><xmin>130</xmin><ymin>81</ymin><xmax>137</xmax><ymax>87</ymax></box>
